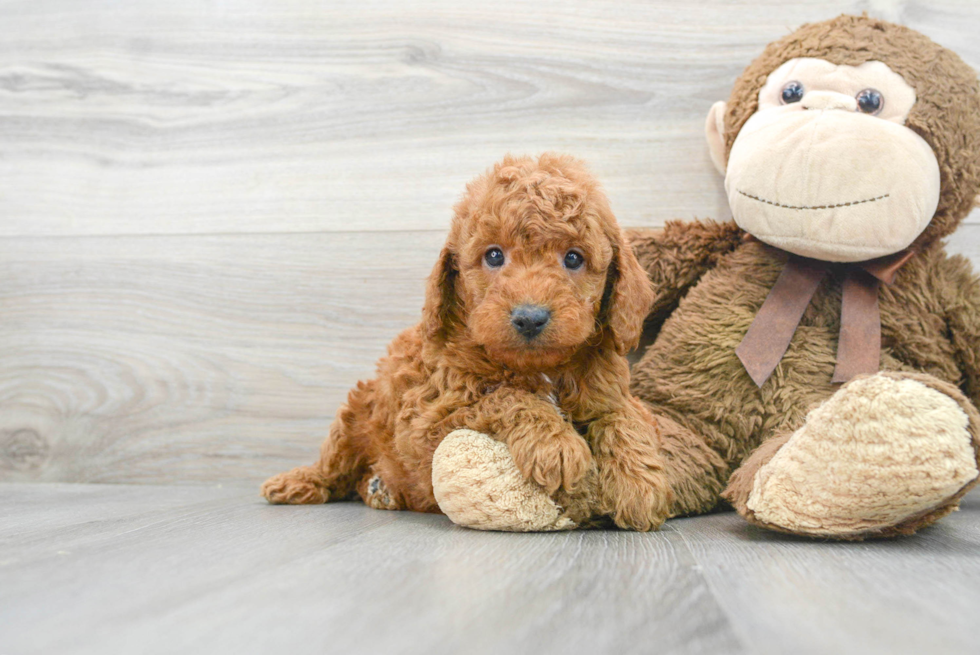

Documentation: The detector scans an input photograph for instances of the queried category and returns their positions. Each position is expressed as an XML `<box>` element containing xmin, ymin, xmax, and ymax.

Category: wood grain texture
<box><xmin>4</xmin><ymin>482</ymin><xmax>980</xmax><ymax>655</ymax></box>
<box><xmin>0</xmin><ymin>483</ymin><xmax>743</xmax><ymax>655</ymax></box>
<box><xmin>673</xmin><ymin>490</ymin><xmax>980</xmax><ymax>655</ymax></box>
<box><xmin>0</xmin><ymin>231</ymin><xmax>444</xmax><ymax>483</ymax></box>
<box><xmin>2</xmin><ymin>227</ymin><xmax>978</xmax><ymax>485</ymax></box>
<box><xmin>0</xmin><ymin>0</ymin><xmax>979</xmax><ymax>237</ymax></box>
<box><xmin>2</xmin><ymin>1</ymin><xmax>980</xmax><ymax>485</ymax></box>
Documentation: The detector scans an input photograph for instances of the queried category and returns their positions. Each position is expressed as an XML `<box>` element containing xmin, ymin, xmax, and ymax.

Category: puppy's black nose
<box><xmin>511</xmin><ymin>304</ymin><xmax>551</xmax><ymax>339</ymax></box>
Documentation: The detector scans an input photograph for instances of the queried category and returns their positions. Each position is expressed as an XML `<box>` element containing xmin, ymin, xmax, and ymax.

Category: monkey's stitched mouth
<box><xmin>737</xmin><ymin>190</ymin><xmax>890</xmax><ymax>210</ymax></box>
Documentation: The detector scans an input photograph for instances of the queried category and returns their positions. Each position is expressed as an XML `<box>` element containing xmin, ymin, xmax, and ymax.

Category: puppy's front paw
<box><xmin>589</xmin><ymin>406</ymin><xmax>672</xmax><ymax>531</ymax></box>
<box><xmin>601</xmin><ymin>462</ymin><xmax>671</xmax><ymax>531</ymax></box>
<box><xmin>510</xmin><ymin>424</ymin><xmax>592</xmax><ymax>495</ymax></box>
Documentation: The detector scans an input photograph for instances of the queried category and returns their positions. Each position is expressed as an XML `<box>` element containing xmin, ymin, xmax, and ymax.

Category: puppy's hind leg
<box><xmin>261</xmin><ymin>403</ymin><xmax>368</xmax><ymax>505</ymax></box>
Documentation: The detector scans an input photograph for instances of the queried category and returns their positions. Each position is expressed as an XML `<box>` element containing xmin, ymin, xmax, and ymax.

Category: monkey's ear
<box><xmin>602</xmin><ymin>235</ymin><xmax>655</xmax><ymax>356</ymax></box>
<box><xmin>706</xmin><ymin>100</ymin><xmax>728</xmax><ymax>176</ymax></box>
<box><xmin>421</xmin><ymin>246</ymin><xmax>460</xmax><ymax>342</ymax></box>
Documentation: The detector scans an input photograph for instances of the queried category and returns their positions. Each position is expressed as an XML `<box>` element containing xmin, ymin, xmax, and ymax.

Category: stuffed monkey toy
<box><xmin>433</xmin><ymin>14</ymin><xmax>980</xmax><ymax>539</ymax></box>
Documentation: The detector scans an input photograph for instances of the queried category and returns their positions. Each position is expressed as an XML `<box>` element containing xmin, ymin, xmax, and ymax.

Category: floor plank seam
<box><xmin>668</xmin><ymin>523</ymin><xmax>755</xmax><ymax>655</ymax></box>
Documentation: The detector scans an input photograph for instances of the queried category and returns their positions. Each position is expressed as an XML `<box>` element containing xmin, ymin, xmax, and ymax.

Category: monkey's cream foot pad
<box><xmin>431</xmin><ymin>429</ymin><xmax>577</xmax><ymax>531</ymax></box>
<box><xmin>747</xmin><ymin>373</ymin><xmax>979</xmax><ymax>538</ymax></box>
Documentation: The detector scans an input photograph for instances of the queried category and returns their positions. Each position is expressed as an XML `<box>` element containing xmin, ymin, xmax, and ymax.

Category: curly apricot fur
<box><xmin>261</xmin><ymin>153</ymin><xmax>671</xmax><ymax>531</ymax></box>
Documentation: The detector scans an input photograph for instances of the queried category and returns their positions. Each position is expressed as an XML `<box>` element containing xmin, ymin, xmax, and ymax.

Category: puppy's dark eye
<box><xmin>563</xmin><ymin>250</ymin><xmax>585</xmax><ymax>270</ymax></box>
<box><xmin>484</xmin><ymin>247</ymin><xmax>505</xmax><ymax>268</ymax></box>
<box><xmin>856</xmin><ymin>88</ymin><xmax>884</xmax><ymax>115</ymax></box>
<box><xmin>781</xmin><ymin>81</ymin><xmax>805</xmax><ymax>104</ymax></box>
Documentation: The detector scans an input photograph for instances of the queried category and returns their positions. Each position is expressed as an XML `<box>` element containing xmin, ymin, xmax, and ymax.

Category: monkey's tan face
<box><xmin>708</xmin><ymin>58</ymin><xmax>941</xmax><ymax>262</ymax></box>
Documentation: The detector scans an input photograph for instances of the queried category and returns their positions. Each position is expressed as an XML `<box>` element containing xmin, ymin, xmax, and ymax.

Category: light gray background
<box><xmin>2</xmin><ymin>0</ymin><xmax>979</xmax><ymax>485</ymax></box>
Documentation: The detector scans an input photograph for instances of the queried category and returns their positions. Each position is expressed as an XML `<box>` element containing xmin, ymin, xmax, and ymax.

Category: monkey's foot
<box><xmin>727</xmin><ymin>372</ymin><xmax>980</xmax><ymax>539</ymax></box>
<box><xmin>432</xmin><ymin>429</ymin><xmax>578</xmax><ymax>532</ymax></box>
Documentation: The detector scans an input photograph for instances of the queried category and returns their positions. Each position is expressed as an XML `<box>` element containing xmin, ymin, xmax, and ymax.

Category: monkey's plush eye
<box><xmin>856</xmin><ymin>88</ymin><xmax>884</xmax><ymax>115</ymax></box>
<box><xmin>781</xmin><ymin>81</ymin><xmax>805</xmax><ymax>104</ymax></box>
<box><xmin>484</xmin><ymin>247</ymin><xmax>505</xmax><ymax>268</ymax></box>
<box><xmin>563</xmin><ymin>250</ymin><xmax>585</xmax><ymax>270</ymax></box>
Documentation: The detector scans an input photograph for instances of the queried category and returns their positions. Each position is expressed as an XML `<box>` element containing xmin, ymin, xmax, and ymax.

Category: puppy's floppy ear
<box><xmin>421</xmin><ymin>245</ymin><xmax>461</xmax><ymax>342</ymax></box>
<box><xmin>601</xmin><ymin>230</ymin><xmax>655</xmax><ymax>355</ymax></box>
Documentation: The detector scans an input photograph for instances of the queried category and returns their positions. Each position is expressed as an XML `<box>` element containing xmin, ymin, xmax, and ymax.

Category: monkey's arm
<box><xmin>944</xmin><ymin>254</ymin><xmax>980</xmax><ymax>408</ymax></box>
<box><xmin>627</xmin><ymin>219</ymin><xmax>744</xmax><ymax>333</ymax></box>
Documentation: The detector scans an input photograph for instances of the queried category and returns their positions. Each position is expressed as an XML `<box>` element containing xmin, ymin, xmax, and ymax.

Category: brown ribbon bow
<box><xmin>736</xmin><ymin>248</ymin><xmax>915</xmax><ymax>388</ymax></box>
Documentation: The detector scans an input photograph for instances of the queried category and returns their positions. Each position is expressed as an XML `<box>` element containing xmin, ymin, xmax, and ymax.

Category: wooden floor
<box><xmin>4</xmin><ymin>482</ymin><xmax>980</xmax><ymax>655</ymax></box>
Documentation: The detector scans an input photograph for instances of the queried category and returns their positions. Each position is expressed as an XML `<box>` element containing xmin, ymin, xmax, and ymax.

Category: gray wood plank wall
<box><xmin>2</xmin><ymin>0</ymin><xmax>980</xmax><ymax>485</ymax></box>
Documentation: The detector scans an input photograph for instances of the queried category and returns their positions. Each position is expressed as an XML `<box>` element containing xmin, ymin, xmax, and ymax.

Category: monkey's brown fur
<box><xmin>262</xmin><ymin>153</ymin><xmax>672</xmax><ymax>531</ymax></box>
<box><xmin>628</xmin><ymin>15</ymin><xmax>980</xmax><ymax>538</ymax></box>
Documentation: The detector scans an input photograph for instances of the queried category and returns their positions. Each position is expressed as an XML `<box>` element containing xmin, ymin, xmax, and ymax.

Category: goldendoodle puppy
<box><xmin>261</xmin><ymin>153</ymin><xmax>671</xmax><ymax>530</ymax></box>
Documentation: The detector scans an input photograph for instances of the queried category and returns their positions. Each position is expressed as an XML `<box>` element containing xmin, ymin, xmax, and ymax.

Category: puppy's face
<box><xmin>423</xmin><ymin>155</ymin><xmax>652</xmax><ymax>372</ymax></box>
<box><xmin>448</xmin><ymin>160</ymin><xmax>624</xmax><ymax>371</ymax></box>
<box><xmin>458</xmin><ymin>207</ymin><xmax>612</xmax><ymax>371</ymax></box>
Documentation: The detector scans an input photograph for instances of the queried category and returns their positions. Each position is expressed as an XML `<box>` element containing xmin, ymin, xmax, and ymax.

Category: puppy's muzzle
<box><xmin>511</xmin><ymin>304</ymin><xmax>551</xmax><ymax>340</ymax></box>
